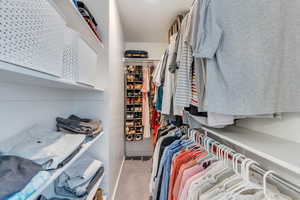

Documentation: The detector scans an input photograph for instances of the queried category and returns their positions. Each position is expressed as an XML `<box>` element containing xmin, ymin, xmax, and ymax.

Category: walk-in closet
<box><xmin>1</xmin><ymin>0</ymin><xmax>300</xmax><ymax>200</ymax></box>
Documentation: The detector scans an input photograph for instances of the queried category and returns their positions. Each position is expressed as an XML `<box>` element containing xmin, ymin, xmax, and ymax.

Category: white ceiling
<box><xmin>117</xmin><ymin>0</ymin><xmax>193</xmax><ymax>43</ymax></box>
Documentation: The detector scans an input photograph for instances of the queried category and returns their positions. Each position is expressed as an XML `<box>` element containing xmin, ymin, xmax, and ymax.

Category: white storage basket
<box><xmin>0</xmin><ymin>0</ymin><xmax>65</xmax><ymax>77</ymax></box>
<box><xmin>62</xmin><ymin>27</ymin><xmax>79</xmax><ymax>81</ymax></box>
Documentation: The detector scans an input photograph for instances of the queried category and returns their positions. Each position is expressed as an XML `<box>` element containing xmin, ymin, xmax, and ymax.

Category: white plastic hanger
<box><xmin>223</xmin><ymin>154</ymin><xmax>247</xmax><ymax>185</ymax></box>
<box><xmin>205</xmin><ymin>153</ymin><xmax>248</xmax><ymax>200</ymax></box>
<box><xmin>223</xmin><ymin>158</ymin><xmax>254</xmax><ymax>199</ymax></box>
<box><xmin>229</xmin><ymin>159</ymin><xmax>262</xmax><ymax>199</ymax></box>
<box><xmin>208</xmin><ymin>154</ymin><xmax>246</xmax><ymax>200</ymax></box>
<box><xmin>212</xmin><ymin>145</ymin><xmax>234</xmax><ymax>180</ymax></box>
<box><xmin>263</xmin><ymin>171</ymin><xmax>276</xmax><ymax>200</ymax></box>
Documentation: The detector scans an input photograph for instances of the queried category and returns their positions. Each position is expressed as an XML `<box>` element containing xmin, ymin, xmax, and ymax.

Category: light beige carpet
<box><xmin>115</xmin><ymin>159</ymin><xmax>152</xmax><ymax>200</ymax></box>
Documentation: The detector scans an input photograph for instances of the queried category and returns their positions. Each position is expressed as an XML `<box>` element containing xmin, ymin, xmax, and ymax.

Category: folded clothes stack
<box><xmin>56</xmin><ymin>115</ymin><xmax>103</xmax><ymax>137</ymax></box>
<box><xmin>37</xmin><ymin>196</ymin><xmax>69</xmax><ymax>200</ymax></box>
<box><xmin>0</xmin><ymin>156</ymin><xmax>51</xmax><ymax>200</ymax></box>
<box><xmin>55</xmin><ymin>156</ymin><xmax>104</xmax><ymax>198</ymax></box>
<box><xmin>0</xmin><ymin>125</ymin><xmax>85</xmax><ymax>170</ymax></box>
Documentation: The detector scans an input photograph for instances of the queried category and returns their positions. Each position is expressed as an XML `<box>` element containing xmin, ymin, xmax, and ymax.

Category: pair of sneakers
<box><xmin>126</xmin><ymin>134</ymin><xmax>143</xmax><ymax>142</ymax></box>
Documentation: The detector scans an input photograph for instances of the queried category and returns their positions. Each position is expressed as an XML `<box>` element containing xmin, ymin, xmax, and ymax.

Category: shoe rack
<box><xmin>125</xmin><ymin>65</ymin><xmax>144</xmax><ymax>142</ymax></box>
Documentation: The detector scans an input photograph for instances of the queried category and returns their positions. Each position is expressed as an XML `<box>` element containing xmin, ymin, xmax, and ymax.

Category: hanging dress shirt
<box><xmin>174</xmin><ymin>15</ymin><xmax>193</xmax><ymax>109</ymax></box>
<box><xmin>195</xmin><ymin>0</ymin><xmax>300</xmax><ymax>115</ymax></box>
<box><xmin>162</xmin><ymin>34</ymin><xmax>178</xmax><ymax>115</ymax></box>
<box><xmin>142</xmin><ymin>66</ymin><xmax>151</xmax><ymax>138</ymax></box>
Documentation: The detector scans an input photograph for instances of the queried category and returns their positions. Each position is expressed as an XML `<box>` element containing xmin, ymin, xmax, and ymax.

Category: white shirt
<box><xmin>0</xmin><ymin>125</ymin><xmax>85</xmax><ymax>169</ymax></box>
<box><xmin>162</xmin><ymin>34</ymin><xmax>178</xmax><ymax>115</ymax></box>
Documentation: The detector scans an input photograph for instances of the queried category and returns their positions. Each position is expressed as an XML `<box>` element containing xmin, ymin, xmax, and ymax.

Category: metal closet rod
<box><xmin>123</xmin><ymin>58</ymin><xmax>160</xmax><ymax>63</ymax></box>
<box><xmin>126</xmin><ymin>61</ymin><xmax>159</xmax><ymax>64</ymax></box>
<box><xmin>193</xmin><ymin>129</ymin><xmax>300</xmax><ymax>194</ymax></box>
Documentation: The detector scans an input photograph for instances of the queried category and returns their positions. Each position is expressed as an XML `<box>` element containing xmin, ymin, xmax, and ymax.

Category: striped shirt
<box><xmin>174</xmin><ymin>15</ymin><xmax>193</xmax><ymax>108</ymax></box>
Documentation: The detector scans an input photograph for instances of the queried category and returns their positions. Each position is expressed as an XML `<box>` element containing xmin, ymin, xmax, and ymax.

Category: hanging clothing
<box><xmin>153</xmin><ymin>50</ymin><xmax>169</xmax><ymax>87</ymax></box>
<box><xmin>162</xmin><ymin>34</ymin><xmax>178</xmax><ymax>115</ymax></box>
<box><xmin>185</xmin><ymin>0</ymin><xmax>202</xmax><ymax>53</ymax></box>
<box><xmin>155</xmin><ymin>86</ymin><xmax>164</xmax><ymax>111</ymax></box>
<box><xmin>168</xmin><ymin>151</ymin><xmax>207</xmax><ymax>200</ymax></box>
<box><xmin>151</xmin><ymin>109</ymin><xmax>160</xmax><ymax>145</ymax></box>
<box><xmin>173</xmin><ymin>161</ymin><xmax>204</xmax><ymax>200</ymax></box>
<box><xmin>142</xmin><ymin>66</ymin><xmax>151</xmax><ymax>138</ymax></box>
<box><xmin>169</xmin><ymin>34</ymin><xmax>180</xmax><ymax>73</ymax></box>
<box><xmin>150</xmin><ymin>128</ymin><xmax>293</xmax><ymax>200</ymax></box>
<box><xmin>174</xmin><ymin>15</ymin><xmax>193</xmax><ymax>109</ymax></box>
<box><xmin>150</xmin><ymin>129</ymin><xmax>182</xmax><ymax>196</ymax></box>
<box><xmin>152</xmin><ymin>0</ymin><xmax>299</xmax><ymax>128</ymax></box>
<box><xmin>190</xmin><ymin>62</ymin><xmax>199</xmax><ymax>107</ymax></box>
<box><xmin>195</xmin><ymin>0</ymin><xmax>300</xmax><ymax>115</ymax></box>
<box><xmin>154</xmin><ymin>140</ymin><xmax>192</xmax><ymax>200</ymax></box>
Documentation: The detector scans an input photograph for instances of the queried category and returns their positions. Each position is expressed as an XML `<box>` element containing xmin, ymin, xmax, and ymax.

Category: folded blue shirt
<box><xmin>7</xmin><ymin>171</ymin><xmax>51</xmax><ymax>200</ymax></box>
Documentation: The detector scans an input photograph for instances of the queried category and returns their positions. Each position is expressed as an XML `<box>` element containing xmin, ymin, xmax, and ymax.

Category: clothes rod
<box><xmin>192</xmin><ymin>129</ymin><xmax>300</xmax><ymax>194</ymax></box>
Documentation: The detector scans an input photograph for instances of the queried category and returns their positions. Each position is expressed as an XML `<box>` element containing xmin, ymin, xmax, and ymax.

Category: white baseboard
<box><xmin>111</xmin><ymin>156</ymin><xmax>125</xmax><ymax>200</ymax></box>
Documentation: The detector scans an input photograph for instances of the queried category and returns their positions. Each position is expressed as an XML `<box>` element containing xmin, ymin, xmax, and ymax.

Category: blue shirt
<box><xmin>156</xmin><ymin>86</ymin><xmax>163</xmax><ymax>111</ymax></box>
<box><xmin>7</xmin><ymin>171</ymin><xmax>50</xmax><ymax>200</ymax></box>
<box><xmin>154</xmin><ymin>139</ymin><xmax>193</xmax><ymax>200</ymax></box>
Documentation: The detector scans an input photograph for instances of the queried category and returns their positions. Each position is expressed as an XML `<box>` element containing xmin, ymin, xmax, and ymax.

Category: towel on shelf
<box><xmin>0</xmin><ymin>125</ymin><xmax>85</xmax><ymax>169</ymax></box>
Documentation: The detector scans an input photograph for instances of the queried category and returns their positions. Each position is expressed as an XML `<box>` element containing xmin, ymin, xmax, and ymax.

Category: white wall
<box><xmin>108</xmin><ymin>0</ymin><xmax>125</xmax><ymax>199</ymax></box>
<box><xmin>76</xmin><ymin>0</ymin><xmax>126</xmax><ymax>198</ymax></box>
<box><xmin>125</xmin><ymin>42</ymin><xmax>168</xmax><ymax>60</ymax></box>
<box><xmin>0</xmin><ymin>83</ymin><xmax>78</xmax><ymax>142</ymax></box>
<box><xmin>81</xmin><ymin>0</ymin><xmax>111</xmax><ymax>194</ymax></box>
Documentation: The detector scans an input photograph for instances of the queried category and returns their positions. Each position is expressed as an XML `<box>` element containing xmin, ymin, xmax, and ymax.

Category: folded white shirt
<box><xmin>0</xmin><ymin>125</ymin><xmax>85</xmax><ymax>169</ymax></box>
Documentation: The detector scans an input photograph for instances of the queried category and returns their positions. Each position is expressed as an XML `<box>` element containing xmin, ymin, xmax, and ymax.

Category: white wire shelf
<box><xmin>27</xmin><ymin>132</ymin><xmax>105</xmax><ymax>200</ymax></box>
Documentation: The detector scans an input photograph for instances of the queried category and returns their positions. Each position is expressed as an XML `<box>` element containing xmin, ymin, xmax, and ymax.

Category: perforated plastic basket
<box><xmin>0</xmin><ymin>0</ymin><xmax>65</xmax><ymax>77</ymax></box>
<box><xmin>62</xmin><ymin>27</ymin><xmax>79</xmax><ymax>81</ymax></box>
